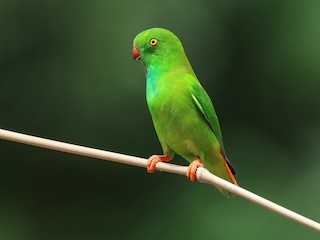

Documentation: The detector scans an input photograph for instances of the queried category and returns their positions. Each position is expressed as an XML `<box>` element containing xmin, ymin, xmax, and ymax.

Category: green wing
<box><xmin>191</xmin><ymin>81</ymin><xmax>236</xmax><ymax>175</ymax></box>
<box><xmin>191</xmin><ymin>82</ymin><xmax>225</xmax><ymax>154</ymax></box>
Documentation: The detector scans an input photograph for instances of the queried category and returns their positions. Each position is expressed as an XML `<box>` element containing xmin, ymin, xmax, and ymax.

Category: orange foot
<box><xmin>186</xmin><ymin>157</ymin><xmax>204</xmax><ymax>181</ymax></box>
<box><xmin>146</xmin><ymin>154</ymin><xmax>171</xmax><ymax>173</ymax></box>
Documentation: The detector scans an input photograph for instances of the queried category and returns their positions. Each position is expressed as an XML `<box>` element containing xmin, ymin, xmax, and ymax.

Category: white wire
<box><xmin>0</xmin><ymin>128</ymin><xmax>319</xmax><ymax>231</ymax></box>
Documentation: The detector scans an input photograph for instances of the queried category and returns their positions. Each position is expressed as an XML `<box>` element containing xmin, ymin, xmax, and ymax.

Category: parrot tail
<box><xmin>217</xmin><ymin>160</ymin><xmax>238</xmax><ymax>198</ymax></box>
<box><xmin>223</xmin><ymin>160</ymin><xmax>238</xmax><ymax>186</ymax></box>
<box><xmin>219</xmin><ymin>149</ymin><xmax>237</xmax><ymax>186</ymax></box>
<box><xmin>206</xmin><ymin>149</ymin><xmax>238</xmax><ymax>197</ymax></box>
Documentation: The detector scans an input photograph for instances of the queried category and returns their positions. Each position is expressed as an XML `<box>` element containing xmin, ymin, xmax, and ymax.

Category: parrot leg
<box><xmin>186</xmin><ymin>156</ymin><xmax>204</xmax><ymax>181</ymax></box>
<box><xmin>146</xmin><ymin>154</ymin><xmax>172</xmax><ymax>173</ymax></box>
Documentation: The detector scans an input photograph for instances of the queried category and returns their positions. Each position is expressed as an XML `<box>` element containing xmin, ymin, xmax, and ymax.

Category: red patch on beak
<box><xmin>132</xmin><ymin>45</ymin><xmax>140</xmax><ymax>61</ymax></box>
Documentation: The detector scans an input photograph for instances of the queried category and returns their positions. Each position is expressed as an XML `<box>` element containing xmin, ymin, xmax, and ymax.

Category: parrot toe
<box><xmin>186</xmin><ymin>157</ymin><xmax>204</xmax><ymax>181</ymax></box>
<box><xmin>146</xmin><ymin>154</ymin><xmax>171</xmax><ymax>173</ymax></box>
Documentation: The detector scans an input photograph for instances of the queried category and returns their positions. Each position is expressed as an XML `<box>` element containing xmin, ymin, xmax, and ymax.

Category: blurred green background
<box><xmin>0</xmin><ymin>0</ymin><xmax>319</xmax><ymax>239</ymax></box>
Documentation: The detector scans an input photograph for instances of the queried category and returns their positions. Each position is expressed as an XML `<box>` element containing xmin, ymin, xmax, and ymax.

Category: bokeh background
<box><xmin>0</xmin><ymin>1</ymin><xmax>319</xmax><ymax>239</ymax></box>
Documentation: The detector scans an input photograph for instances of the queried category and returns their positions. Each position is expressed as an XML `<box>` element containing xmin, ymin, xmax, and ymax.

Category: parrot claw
<box><xmin>186</xmin><ymin>157</ymin><xmax>204</xmax><ymax>181</ymax></box>
<box><xmin>146</xmin><ymin>154</ymin><xmax>171</xmax><ymax>173</ymax></box>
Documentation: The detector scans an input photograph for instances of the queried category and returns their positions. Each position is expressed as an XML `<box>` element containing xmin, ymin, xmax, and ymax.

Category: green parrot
<box><xmin>132</xmin><ymin>28</ymin><xmax>237</xmax><ymax>197</ymax></box>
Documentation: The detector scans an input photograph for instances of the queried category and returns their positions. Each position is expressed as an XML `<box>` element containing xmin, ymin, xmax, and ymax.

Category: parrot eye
<box><xmin>150</xmin><ymin>38</ymin><xmax>158</xmax><ymax>46</ymax></box>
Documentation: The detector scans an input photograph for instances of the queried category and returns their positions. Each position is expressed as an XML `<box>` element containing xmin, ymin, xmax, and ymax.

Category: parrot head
<box><xmin>132</xmin><ymin>28</ymin><xmax>187</xmax><ymax>68</ymax></box>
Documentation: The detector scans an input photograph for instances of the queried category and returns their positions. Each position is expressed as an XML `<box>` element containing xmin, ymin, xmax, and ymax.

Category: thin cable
<box><xmin>0</xmin><ymin>128</ymin><xmax>319</xmax><ymax>231</ymax></box>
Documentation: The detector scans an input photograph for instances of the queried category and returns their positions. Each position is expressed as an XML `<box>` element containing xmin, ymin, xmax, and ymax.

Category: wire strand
<box><xmin>0</xmin><ymin>128</ymin><xmax>319</xmax><ymax>231</ymax></box>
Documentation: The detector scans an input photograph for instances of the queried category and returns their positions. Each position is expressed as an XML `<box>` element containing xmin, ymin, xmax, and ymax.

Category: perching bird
<box><xmin>132</xmin><ymin>28</ymin><xmax>237</xmax><ymax>197</ymax></box>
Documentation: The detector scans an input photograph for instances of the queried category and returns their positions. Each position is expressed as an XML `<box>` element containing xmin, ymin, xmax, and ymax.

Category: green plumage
<box><xmin>133</xmin><ymin>28</ymin><xmax>236</xmax><ymax>196</ymax></box>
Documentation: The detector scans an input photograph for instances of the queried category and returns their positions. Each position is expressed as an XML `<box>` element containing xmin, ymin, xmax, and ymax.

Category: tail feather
<box><xmin>205</xmin><ymin>148</ymin><xmax>238</xmax><ymax>197</ymax></box>
<box><xmin>216</xmin><ymin>149</ymin><xmax>238</xmax><ymax>197</ymax></box>
<box><xmin>225</xmin><ymin>157</ymin><xmax>236</xmax><ymax>175</ymax></box>
<box><xmin>219</xmin><ymin>148</ymin><xmax>237</xmax><ymax>185</ymax></box>
<box><xmin>223</xmin><ymin>160</ymin><xmax>238</xmax><ymax>186</ymax></box>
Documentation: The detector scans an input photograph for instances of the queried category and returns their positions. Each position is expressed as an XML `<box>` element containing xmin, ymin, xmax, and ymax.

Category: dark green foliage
<box><xmin>0</xmin><ymin>1</ymin><xmax>319</xmax><ymax>239</ymax></box>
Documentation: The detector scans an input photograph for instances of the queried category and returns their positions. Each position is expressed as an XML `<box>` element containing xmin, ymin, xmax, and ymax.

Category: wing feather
<box><xmin>191</xmin><ymin>82</ymin><xmax>236</xmax><ymax>175</ymax></box>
